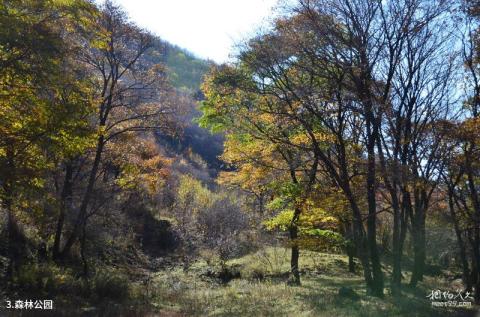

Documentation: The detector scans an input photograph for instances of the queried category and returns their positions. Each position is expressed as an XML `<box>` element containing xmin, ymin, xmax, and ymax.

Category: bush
<box><xmin>14</xmin><ymin>263</ymin><xmax>78</xmax><ymax>296</ymax></box>
<box><xmin>14</xmin><ymin>265</ymin><xmax>134</xmax><ymax>304</ymax></box>
<box><xmin>197</xmin><ymin>197</ymin><xmax>250</xmax><ymax>263</ymax></box>
<box><xmin>92</xmin><ymin>269</ymin><xmax>130</xmax><ymax>302</ymax></box>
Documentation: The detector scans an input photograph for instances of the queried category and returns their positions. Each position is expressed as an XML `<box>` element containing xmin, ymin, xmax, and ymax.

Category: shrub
<box><xmin>14</xmin><ymin>263</ymin><xmax>78</xmax><ymax>296</ymax></box>
<box><xmin>92</xmin><ymin>270</ymin><xmax>130</xmax><ymax>302</ymax></box>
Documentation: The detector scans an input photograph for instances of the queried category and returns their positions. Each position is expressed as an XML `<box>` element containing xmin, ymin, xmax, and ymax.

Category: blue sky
<box><xmin>112</xmin><ymin>0</ymin><xmax>279</xmax><ymax>63</ymax></box>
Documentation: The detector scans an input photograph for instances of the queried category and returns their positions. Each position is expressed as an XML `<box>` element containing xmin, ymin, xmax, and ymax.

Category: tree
<box><xmin>57</xmin><ymin>1</ymin><xmax>179</xmax><ymax>259</ymax></box>
<box><xmin>200</xmin><ymin>65</ymin><xmax>320</xmax><ymax>285</ymax></box>
<box><xmin>201</xmin><ymin>0</ymin><xmax>459</xmax><ymax>297</ymax></box>
<box><xmin>372</xmin><ymin>0</ymin><xmax>455</xmax><ymax>290</ymax></box>
<box><xmin>0</xmin><ymin>0</ymin><xmax>97</xmax><ymax>279</ymax></box>
<box><xmin>438</xmin><ymin>0</ymin><xmax>480</xmax><ymax>302</ymax></box>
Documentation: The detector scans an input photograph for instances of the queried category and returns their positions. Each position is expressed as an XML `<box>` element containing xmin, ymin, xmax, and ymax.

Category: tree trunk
<box><xmin>4</xmin><ymin>189</ymin><xmax>26</xmax><ymax>282</ymax></box>
<box><xmin>288</xmin><ymin>208</ymin><xmax>301</xmax><ymax>285</ymax></box>
<box><xmin>388</xmin><ymin>187</ymin><xmax>405</xmax><ymax>296</ymax></box>
<box><xmin>53</xmin><ymin>162</ymin><xmax>73</xmax><ymax>260</ymax></box>
<box><xmin>5</xmin><ymin>202</ymin><xmax>16</xmax><ymax>281</ymax></box>
<box><xmin>60</xmin><ymin>135</ymin><xmax>105</xmax><ymax>258</ymax></box>
<box><xmin>345</xmin><ymin>188</ymin><xmax>374</xmax><ymax>293</ymax></box>
<box><xmin>366</xmin><ymin>120</ymin><xmax>384</xmax><ymax>297</ymax></box>
<box><xmin>347</xmin><ymin>248</ymin><xmax>355</xmax><ymax>273</ymax></box>
<box><xmin>345</xmin><ymin>222</ymin><xmax>356</xmax><ymax>273</ymax></box>
<box><xmin>376</xmin><ymin>131</ymin><xmax>403</xmax><ymax>295</ymax></box>
<box><xmin>391</xmin><ymin>206</ymin><xmax>402</xmax><ymax>295</ymax></box>
<box><xmin>448</xmin><ymin>189</ymin><xmax>471</xmax><ymax>291</ymax></box>
<box><xmin>467</xmin><ymin>230</ymin><xmax>479</xmax><ymax>299</ymax></box>
<box><xmin>410</xmin><ymin>206</ymin><xmax>426</xmax><ymax>287</ymax></box>
<box><xmin>465</xmin><ymin>150</ymin><xmax>480</xmax><ymax>302</ymax></box>
<box><xmin>80</xmin><ymin>220</ymin><xmax>88</xmax><ymax>277</ymax></box>
<box><xmin>472</xmin><ymin>228</ymin><xmax>480</xmax><ymax>303</ymax></box>
<box><xmin>3</xmin><ymin>143</ymin><xmax>21</xmax><ymax>281</ymax></box>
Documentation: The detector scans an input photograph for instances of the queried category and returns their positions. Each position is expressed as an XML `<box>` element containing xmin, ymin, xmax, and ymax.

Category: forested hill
<box><xmin>164</xmin><ymin>43</ymin><xmax>212</xmax><ymax>92</ymax></box>
<box><xmin>146</xmin><ymin>39</ymin><xmax>224</xmax><ymax>171</ymax></box>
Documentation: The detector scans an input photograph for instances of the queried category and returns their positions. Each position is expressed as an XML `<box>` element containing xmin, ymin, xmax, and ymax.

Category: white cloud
<box><xmin>110</xmin><ymin>0</ymin><xmax>278</xmax><ymax>63</ymax></box>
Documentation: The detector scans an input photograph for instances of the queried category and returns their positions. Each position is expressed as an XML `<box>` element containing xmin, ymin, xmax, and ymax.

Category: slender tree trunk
<box><xmin>289</xmin><ymin>227</ymin><xmax>300</xmax><ymax>285</ymax></box>
<box><xmin>348</xmin><ymin>194</ymin><xmax>374</xmax><ymax>291</ymax></box>
<box><xmin>53</xmin><ymin>162</ymin><xmax>73</xmax><ymax>260</ymax></box>
<box><xmin>343</xmin><ymin>185</ymin><xmax>375</xmax><ymax>291</ymax></box>
<box><xmin>400</xmin><ymin>202</ymin><xmax>408</xmax><ymax>254</ymax></box>
<box><xmin>345</xmin><ymin>222</ymin><xmax>356</xmax><ymax>273</ymax></box>
<box><xmin>80</xmin><ymin>220</ymin><xmax>88</xmax><ymax>277</ymax></box>
<box><xmin>366</xmin><ymin>120</ymin><xmax>384</xmax><ymax>297</ymax></box>
<box><xmin>289</xmin><ymin>207</ymin><xmax>301</xmax><ymax>285</ymax></box>
<box><xmin>410</xmin><ymin>205</ymin><xmax>426</xmax><ymax>287</ymax></box>
<box><xmin>60</xmin><ymin>135</ymin><xmax>105</xmax><ymax>257</ymax></box>
<box><xmin>465</xmin><ymin>150</ymin><xmax>480</xmax><ymax>302</ymax></box>
<box><xmin>3</xmin><ymin>143</ymin><xmax>20</xmax><ymax>281</ymax></box>
<box><xmin>448</xmin><ymin>188</ymin><xmax>471</xmax><ymax>291</ymax></box>
<box><xmin>376</xmin><ymin>132</ymin><xmax>403</xmax><ymax>295</ymax></box>
<box><xmin>391</xmin><ymin>204</ymin><xmax>402</xmax><ymax>295</ymax></box>
<box><xmin>5</xmin><ymin>198</ymin><xmax>15</xmax><ymax>281</ymax></box>
<box><xmin>467</xmin><ymin>230</ymin><xmax>479</xmax><ymax>295</ymax></box>
<box><xmin>367</xmin><ymin>212</ymin><xmax>384</xmax><ymax>297</ymax></box>
<box><xmin>348</xmin><ymin>253</ymin><xmax>355</xmax><ymax>273</ymax></box>
<box><xmin>465</xmin><ymin>227</ymin><xmax>480</xmax><ymax>303</ymax></box>
<box><xmin>388</xmin><ymin>182</ymin><xmax>404</xmax><ymax>296</ymax></box>
<box><xmin>4</xmin><ymin>185</ymin><xmax>26</xmax><ymax>282</ymax></box>
<box><xmin>472</xmin><ymin>228</ymin><xmax>480</xmax><ymax>303</ymax></box>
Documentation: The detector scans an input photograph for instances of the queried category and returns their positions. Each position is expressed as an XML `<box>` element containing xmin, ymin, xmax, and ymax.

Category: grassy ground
<box><xmin>2</xmin><ymin>247</ymin><xmax>476</xmax><ymax>316</ymax></box>
<box><xmin>128</xmin><ymin>247</ymin><xmax>478</xmax><ymax>317</ymax></box>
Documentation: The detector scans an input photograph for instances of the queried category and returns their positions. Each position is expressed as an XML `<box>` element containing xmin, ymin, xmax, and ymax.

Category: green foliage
<box><xmin>301</xmin><ymin>228</ymin><xmax>345</xmax><ymax>246</ymax></box>
<box><xmin>175</xmin><ymin>174</ymin><xmax>214</xmax><ymax>212</ymax></box>
<box><xmin>164</xmin><ymin>45</ymin><xmax>211</xmax><ymax>91</ymax></box>
<box><xmin>264</xmin><ymin>209</ymin><xmax>295</xmax><ymax>231</ymax></box>
<box><xmin>0</xmin><ymin>0</ymin><xmax>97</xmax><ymax>206</ymax></box>
<box><xmin>265</xmin><ymin>196</ymin><xmax>289</xmax><ymax>212</ymax></box>
<box><xmin>14</xmin><ymin>263</ymin><xmax>85</xmax><ymax>297</ymax></box>
<box><xmin>197</xmin><ymin>99</ymin><xmax>229</xmax><ymax>133</ymax></box>
<box><xmin>13</xmin><ymin>263</ymin><xmax>130</xmax><ymax>303</ymax></box>
<box><xmin>270</xmin><ymin>181</ymin><xmax>303</xmax><ymax>202</ymax></box>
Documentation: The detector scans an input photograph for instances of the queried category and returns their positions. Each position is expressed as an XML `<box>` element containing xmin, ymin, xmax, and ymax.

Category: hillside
<box><xmin>146</xmin><ymin>39</ymin><xmax>224</xmax><ymax>172</ymax></box>
<box><xmin>164</xmin><ymin>43</ymin><xmax>212</xmax><ymax>92</ymax></box>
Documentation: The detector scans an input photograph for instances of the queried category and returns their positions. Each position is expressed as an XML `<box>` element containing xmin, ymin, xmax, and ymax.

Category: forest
<box><xmin>1</xmin><ymin>0</ymin><xmax>480</xmax><ymax>316</ymax></box>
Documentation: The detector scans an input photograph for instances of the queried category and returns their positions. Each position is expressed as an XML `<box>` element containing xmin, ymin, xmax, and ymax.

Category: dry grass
<box><xmin>133</xmin><ymin>247</ymin><xmax>478</xmax><ymax>317</ymax></box>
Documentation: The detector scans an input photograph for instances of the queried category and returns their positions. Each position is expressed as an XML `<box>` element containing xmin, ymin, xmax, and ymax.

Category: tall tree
<box><xmin>201</xmin><ymin>65</ymin><xmax>320</xmax><ymax>285</ymax></box>
<box><xmin>57</xmin><ymin>1</ymin><xmax>178</xmax><ymax>258</ymax></box>
<box><xmin>0</xmin><ymin>0</ymin><xmax>97</xmax><ymax>278</ymax></box>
